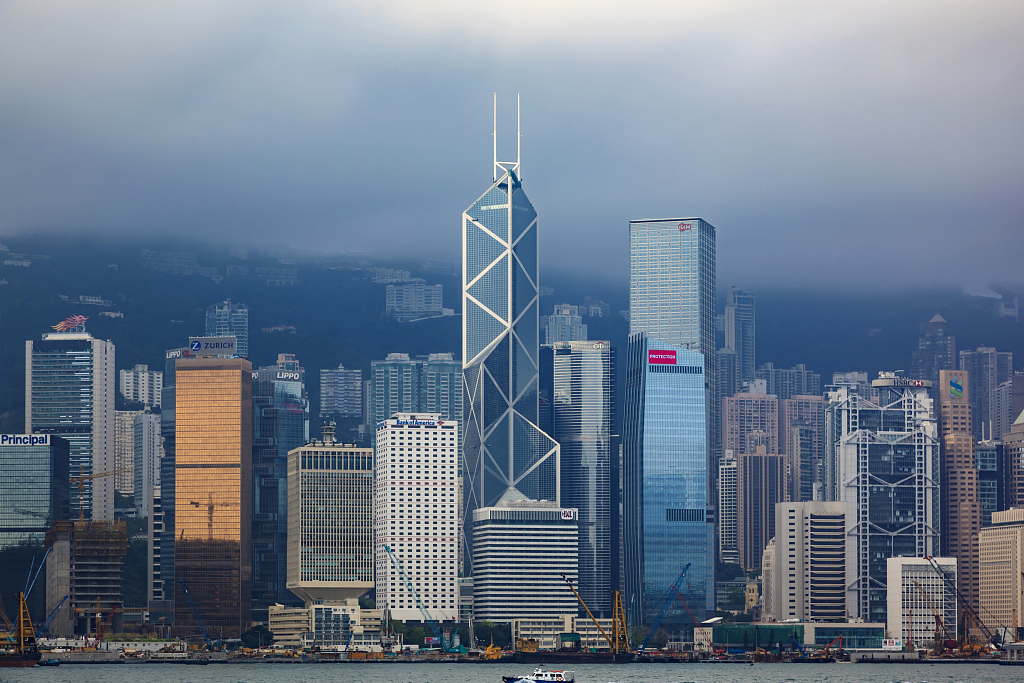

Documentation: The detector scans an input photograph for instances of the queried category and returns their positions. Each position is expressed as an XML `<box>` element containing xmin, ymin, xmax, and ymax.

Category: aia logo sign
<box><xmin>677</xmin><ymin>222</ymin><xmax>693</xmax><ymax>232</ymax></box>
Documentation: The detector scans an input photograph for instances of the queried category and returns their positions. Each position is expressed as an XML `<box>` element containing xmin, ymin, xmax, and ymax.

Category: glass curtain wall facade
<box><xmin>205</xmin><ymin>300</ymin><xmax>249</xmax><ymax>358</ymax></box>
<box><xmin>0</xmin><ymin>435</ymin><xmax>70</xmax><ymax>549</ymax></box>
<box><xmin>174</xmin><ymin>357</ymin><xmax>253</xmax><ymax>638</ymax></box>
<box><xmin>462</xmin><ymin>163</ymin><xmax>559</xmax><ymax>575</ymax></box>
<box><xmin>824</xmin><ymin>379</ymin><xmax>939</xmax><ymax>623</ymax></box>
<box><xmin>26</xmin><ymin>332</ymin><xmax>115</xmax><ymax>521</ymax></box>
<box><xmin>628</xmin><ymin>218</ymin><xmax>716</xmax><ymax>465</ymax></box>
<box><xmin>724</xmin><ymin>287</ymin><xmax>755</xmax><ymax>384</ymax></box>
<box><xmin>252</xmin><ymin>355</ymin><xmax>309</xmax><ymax>621</ymax></box>
<box><xmin>623</xmin><ymin>335</ymin><xmax>712</xmax><ymax>632</ymax></box>
<box><xmin>550</xmin><ymin>340</ymin><xmax>614</xmax><ymax>616</ymax></box>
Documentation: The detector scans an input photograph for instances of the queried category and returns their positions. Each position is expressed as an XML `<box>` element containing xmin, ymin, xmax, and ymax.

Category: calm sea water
<box><xmin>2</xmin><ymin>662</ymin><xmax>1023</xmax><ymax>683</ymax></box>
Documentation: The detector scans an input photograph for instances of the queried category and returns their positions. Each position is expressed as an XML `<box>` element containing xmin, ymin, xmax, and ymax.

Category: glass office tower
<box><xmin>205</xmin><ymin>300</ymin><xmax>249</xmax><ymax>358</ymax></box>
<box><xmin>174</xmin><ymin>357</ymin><xmax>253</xmax><ymax>638</ymax></box>
<box><xmin>462</xmin><ymin>152</ymin><xmax>559</xmax><ymax>574</ymax></box>
<box><xmin>0</xmin><ymin>435</ymin><xmax>69</xmax><ymax>549</ymax></box>
<box><xmin>26</xmin><ymin>329</ymin><xmax>116</xmax><ymax>521</ymax></box>
<box><xmin>252</xmin><ymin>355</ymin><xmax>309</xmax><ymax>621</ymax></box>
<box><xmin>623</xmin><ymin>334</ymin><xmax>712</xmax><ymax>631</ymax></box>
<box><xmin>547</xmin><ymin>341</ymin><xmax>614</xmax><ymax>617</ymax></box>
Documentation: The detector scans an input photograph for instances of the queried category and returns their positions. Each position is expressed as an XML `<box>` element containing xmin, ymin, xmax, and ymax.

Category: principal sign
<box><xmin>1</xmin><ymin>434</ymin><xmax>50</xmax><ymax>446</ymax></box>
<box><xmin>188</xmin><ymin>336</ymin><xmax>237</xmax><ymax>354</ymax></box>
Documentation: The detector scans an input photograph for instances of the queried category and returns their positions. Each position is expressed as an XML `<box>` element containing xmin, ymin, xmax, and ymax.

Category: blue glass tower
<box><xmin>462</xmin><ymin>101</ymin><xmax>559</xmax><ymax>574</ymax></box>
<box><xmin>623</xmin><ymin>336</ymin><xmax>713</xmax><ymax>632</ymax></box>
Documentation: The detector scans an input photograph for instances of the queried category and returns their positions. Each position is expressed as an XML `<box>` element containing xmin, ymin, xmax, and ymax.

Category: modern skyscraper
<box><xmin>959</xmin><ymin>347</ymin><xmax>1013</xmax><ymax>442</ymax></box>
<box><xmin>623</xmin><ymin>336</ymin><xmax>712</xmax><ymax>630</ymax></box>
<box><xmin>119</xmin><ymin>364</ymin><xmax>163</xmax><ymax>408</ymax></box>
<box><xmin>717</xmin><ymin>451</ymin><xmax>738</xmax><ymax>565</ymax></box>
<box><xmin>133</xmin><ymin>411</ymin><xmax>160</xmax><ymax>518</ymax></box>
<box><xmin>286</xmin><ymin>424</ymin><xmax>374</xmax><ymax>605</ymax></box>
<box><xmin>369</xmin><ymin>353</ymin><xmax>463</xmax><ymax>447</ymax></box>
<box><xmin>205</xmin><ymin>299</ymin><xmax>249</xmax><ymax>357</ymax></box>
<box><xmin>628</xmin><ymin>217</ymin><xmax>717</xmax><ymax>468</ymax></box>
<box><xmin>544</xmin><ymin>304</ymin><xmax>588</xmax><ymax>344</ymax></box>
<box><xmin>911</xmin><ymin>314</ymin><xmax>956</xmax><ymax>403</ymax></box>
<box><xmin>1008</xmin><ymin>412</ymin><xmax>1024</xmax><ymax>508</ymax></box>
<box><xmin>26</xmin><ymin>321</ymin><xmax>115</xmax><ymax>521</ymax></box>
<box><xmin>937</xmin><ymin>369</ymin><xmax>980</xmax><ymax>614</ymax></box>
<box><xmin>994</xmin><ymin>374</ymin><xmax>1024</xmax><ymax>443</ymax></box>
<box><xmin>543</xmin><ymin>340</ymin><xmax>614</xmax><ymax>616</ymax></box>
<box><xmin>174</xmin><ymin>356</ymin><xmax>253</xmax><ymax>638</ymax></box>
<box><xmin>320</xmin><ymin>364</ymin><xmax>363</xmax><ymax>418</ymax></box>
<box><xmin>768</xmin><ymin>501</ymin><xmax>846</xmax><ymax>623</ymax></box>
<box><xmin>779</xmin><ymin>395</ymin><xmax>825</xmax><ymax>502</ymax></box>
<box><xmin>252</xmin><ymin>353</ymin><xmax>309</xmax><ymax>621</ymax></box>
<box><xmin>724</xmin><ymin>287</ymin><xmax>755</xmax><ymax>384</ymax></box>
<box><xmin>736</xmin><ymin>443</ymin><xmax>786</xmax><ymax>571</ymax></box>
<box><xmin>975</xmin><ymin>440</ymin><xmax>1008</xmax><ymax>527</ymax></box>
<box><xmin>824</xmin><ymin>375</ymin><xmax>939</xmax><ymax>623</ymax></box>
<box><xmin>0</xmin><ymin>434</ymin><xmax>69</xmax><ymax>549</ymax></box>
<box><xmin>979</xmin><ymin>507</ymin><xmax>1024</xmax><ymax>633</ymax></box>
<box><xmin>461</xmin><ymin>130</ymin><xmax>559</xmax><ymax>575</ymax></box>
<box><xmin>722</xmin><ymin>391</ymin><xmax>780</xmax><ymax>457</ymax></box>
<box><xmin>115</xmin><ymin>409</ymin><xmax>144</xmax><ymax>494</ymax></box>
<box><xmin>472</xmin><ymin>498</ymin><xmax>579</xmax><ymax>621</ymax></box>
<box><xmin>755</xmin><ymin>363</ymin><xmax>820</xmax><ymax>400</ymax></box>
<box><xmin>375</xmin><ymin>414</ymin><xmax>459</xmax><ymax>620</ymax></box>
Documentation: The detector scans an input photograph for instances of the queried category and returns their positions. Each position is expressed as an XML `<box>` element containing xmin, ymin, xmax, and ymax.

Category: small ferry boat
<box><xmin>503</xmin><ymin>667</ymin><xmax>575</xmax><ymax>683</ymax></box>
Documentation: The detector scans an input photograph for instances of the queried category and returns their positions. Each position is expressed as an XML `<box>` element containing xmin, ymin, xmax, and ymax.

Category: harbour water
<box><xmin>1</xmin><ymin>662</ymin><xmax>1023</xmax><ymax>683</ymax></box>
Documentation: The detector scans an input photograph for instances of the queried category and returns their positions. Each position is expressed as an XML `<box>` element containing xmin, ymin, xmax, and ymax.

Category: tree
<box><xmin>241</xmin><ymin>625</ymin><xmax>274</xmax><ymax>649</ymax></box>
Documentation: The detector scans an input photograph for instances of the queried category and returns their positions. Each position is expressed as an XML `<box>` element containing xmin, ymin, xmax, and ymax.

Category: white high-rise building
<box><xmin>114</xmin><ymin>410</ymin><xmax>144</xmax><ymax>494</ymax></box>
<box><xmin>119</xmin><ymin>364</ymin><xmax>163</xmax><ymax>408</ymax></box>
<box><xmin>718</xmin><ymin>451</ymin><xmax>738</xmax><ymax>565</ymax></box>
<box><xmin>886</xmin><ymin>556</ymin><xmax>958</xmax><ymax>646</ymax></box>
<box><xmin>375</xmin><ymin>414</ymin><xmax>459</xmax><ymax>621</ymax></box>
<box><xmin>769</xmin><ymin>501</ymin><xmax>846</xmax><ymax>623</ymax></box>
<box><xmin>133</xmin><ymin>411</ymin><xmax>161</xmax><ymax>518</ymax></box>
<box><xmin>472</xmin><ymin>496</ymin><xmax>579</xmax><ymax>621</ymax></box>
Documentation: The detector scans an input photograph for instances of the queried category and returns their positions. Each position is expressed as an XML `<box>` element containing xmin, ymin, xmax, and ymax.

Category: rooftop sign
<box><xmin>872</xmin><ymin>378</ymin><xmax>931</xmax><ymax>388</ymax></box>
<box><xmin>188</xmin><ymin>336</ymin><xmax>237</xmax><ymax>354</ymax></box>
<box><xmin>52</xmin><ymin>315</ymin><xmax>88</xmax><ymax>331</ymax></box>
<box><xmin>1</xmin><ymin>434</ymin><xmax>50</xmax><ymax>446</ymax></box>
<box><xmin>648</xmin><ymin>350</ymin><xmax>677</xmax><ymax>365</ymax></box>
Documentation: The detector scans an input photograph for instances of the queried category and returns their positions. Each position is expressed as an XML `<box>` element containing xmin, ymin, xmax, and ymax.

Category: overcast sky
<box><xmin>1</xmin><ymin>1</ymin><xmax>1022</xmax><ymax>290</ymax></box>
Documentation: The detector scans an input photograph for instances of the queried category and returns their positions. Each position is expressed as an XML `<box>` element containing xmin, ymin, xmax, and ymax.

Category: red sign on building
<box><xmin>648</xmin><ymin>350</ymin><xmax>677</xmax><ymax>365</ymax></box>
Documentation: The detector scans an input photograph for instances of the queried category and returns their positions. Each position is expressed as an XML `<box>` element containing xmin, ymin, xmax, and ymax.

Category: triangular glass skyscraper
<box><xmin>461</xmin><ymin>97</ymin><xmax>559</xmax><ymax>574</ymax></box>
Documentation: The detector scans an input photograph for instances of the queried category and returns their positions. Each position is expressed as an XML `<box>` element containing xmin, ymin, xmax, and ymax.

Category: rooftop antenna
<box><xmin>517</xmin><ymin>93</ymin><xmax>521</xmax><ymax>181</ymax></box>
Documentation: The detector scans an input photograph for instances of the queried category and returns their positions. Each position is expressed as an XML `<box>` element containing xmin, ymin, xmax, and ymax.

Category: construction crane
<box><xmin>912</xmin><ymin>579</ymin><xmax>954</xmax><ymax>654</ymax></box>
<box><xmin>36</xmin><ymin>595</ymin><xmax>69</xmax><ymax>637</ymax></box>
<box><xmin>382</xmin><ymin>545</ymin><xmax>456</xmax><ymax>653</ymax></box>
<box><xmin>95</xmin><ymin>605</ymin><xmax>118</xmax><ymax>643</ymax></box>
<box><xmin>560</xmin><ymin>573</ymin><xmax>631</xmax><ymax>655</ymax></box>
<box><xmin>638</xmin><ymin>563</ymin><xmax>691</xmax><ymax>654</ymax></box>
<box><xmin>925</xmin><ymin>556</ymin><xmax>1006</xmax><ymax>647</ymax></box>
<box><xmin>69</xmin><ymin>467</ymin><xmax>128</xmax><ymax>521</ymax></box>
<box><xmin>0</xmin><ymin>596</ymin><xmax>13</xmax><ymax>633</ymax></box>
<box><xmin>179</xmin><ymin>580</ymin><xmax>214</xmax><ymax>648</ymax></box>
<box><xmin>13</xmin><ymin>508</ymin><xmax>51</xmax><ymax>526</ymax></box>
<box><xmin>189</xmin><ymin>494</ymin><xmax>239</xmax><ymax>540</ymax></box>
<box><xmin>671</xmin><ymin>586</ymin><xmax>715</xmax><ymax>652</ymax></box>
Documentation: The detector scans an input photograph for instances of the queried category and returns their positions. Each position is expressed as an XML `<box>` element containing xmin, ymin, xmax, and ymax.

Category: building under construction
<box><xmin>45</xmin><ymin>520</ymin><xmax>127</xmax><ymax>637</ymax></box>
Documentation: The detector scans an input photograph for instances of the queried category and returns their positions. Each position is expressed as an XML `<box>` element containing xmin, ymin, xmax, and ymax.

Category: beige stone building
<box><xmin>979</xmin><ymin>507</ymin><xmax>1024</xmax><ymax>633</ymax></box>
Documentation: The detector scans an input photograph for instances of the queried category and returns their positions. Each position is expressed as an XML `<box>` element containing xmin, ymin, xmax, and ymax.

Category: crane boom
<box><xmin>912</xmin><ymin>580</ymin><xmax>954</xmax><ymax>639</ymax></box>
<box><xmin>560</xmin><ymin>573</ymin><xmax>621</xmax><ymax>654</ymax></box>
<box><xmin>383</xmin><ymin>545</ymin><xmax>454</xmax><ymax>652</ymax></box>
<box><xmin>925</xmin><ymin>557</ymin><xmax>1002</xmax><ymax>644</ymax></box>
<box><xmin>638</xmin><ymin>563</ymin><xmax>691</xmax><ymax>654</ymax></box>
<box><xmin>37</xmin><ymin>595</ymin><xmax>69</xmax><ymax>637</ymax></box>
<box><xmin>179</xmin><ymin>580</ymin><xmax>214</xmax><ymax>648</ymax></box>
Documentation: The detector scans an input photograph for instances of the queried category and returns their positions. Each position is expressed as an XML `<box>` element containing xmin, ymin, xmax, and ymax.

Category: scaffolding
<box><xmin>45</xmin><ymin>520</ymin><xmax>127</xmax><ymax>637</ymax></box>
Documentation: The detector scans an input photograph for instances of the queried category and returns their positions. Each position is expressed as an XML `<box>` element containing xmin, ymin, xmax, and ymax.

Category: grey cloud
<box><xmin>0</xmin><ymin>1</ymin><xmax>1022</xmax><ymax>289</ymax></box>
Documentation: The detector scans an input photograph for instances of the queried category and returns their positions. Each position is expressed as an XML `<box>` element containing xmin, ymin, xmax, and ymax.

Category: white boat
<box><xmin>502</xmin><ymin>667</ymin><xmax>575</xmax><ymax>683</ymax></box>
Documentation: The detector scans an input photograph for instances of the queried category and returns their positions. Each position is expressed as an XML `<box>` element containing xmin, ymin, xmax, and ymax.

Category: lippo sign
<box><xmin>648</xmin><ymin>350</ymin><xmax>677</xmax><ymax>365</ymax></box>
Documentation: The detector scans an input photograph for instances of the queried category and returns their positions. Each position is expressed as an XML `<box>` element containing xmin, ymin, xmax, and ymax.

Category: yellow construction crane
<box><xmin>69</xmin><ymin>467</ymin><xmax>129</xmax><ymax>521</ymax></box>
<box><xmin>189</xmin><ymin>494</ymin><xmax>239</xmax><ymax>540</ymax></box>
<box><xmin>560</xmin><ymin>574</ymin><xmax>632</xmax><ymax>655</ymax></box>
